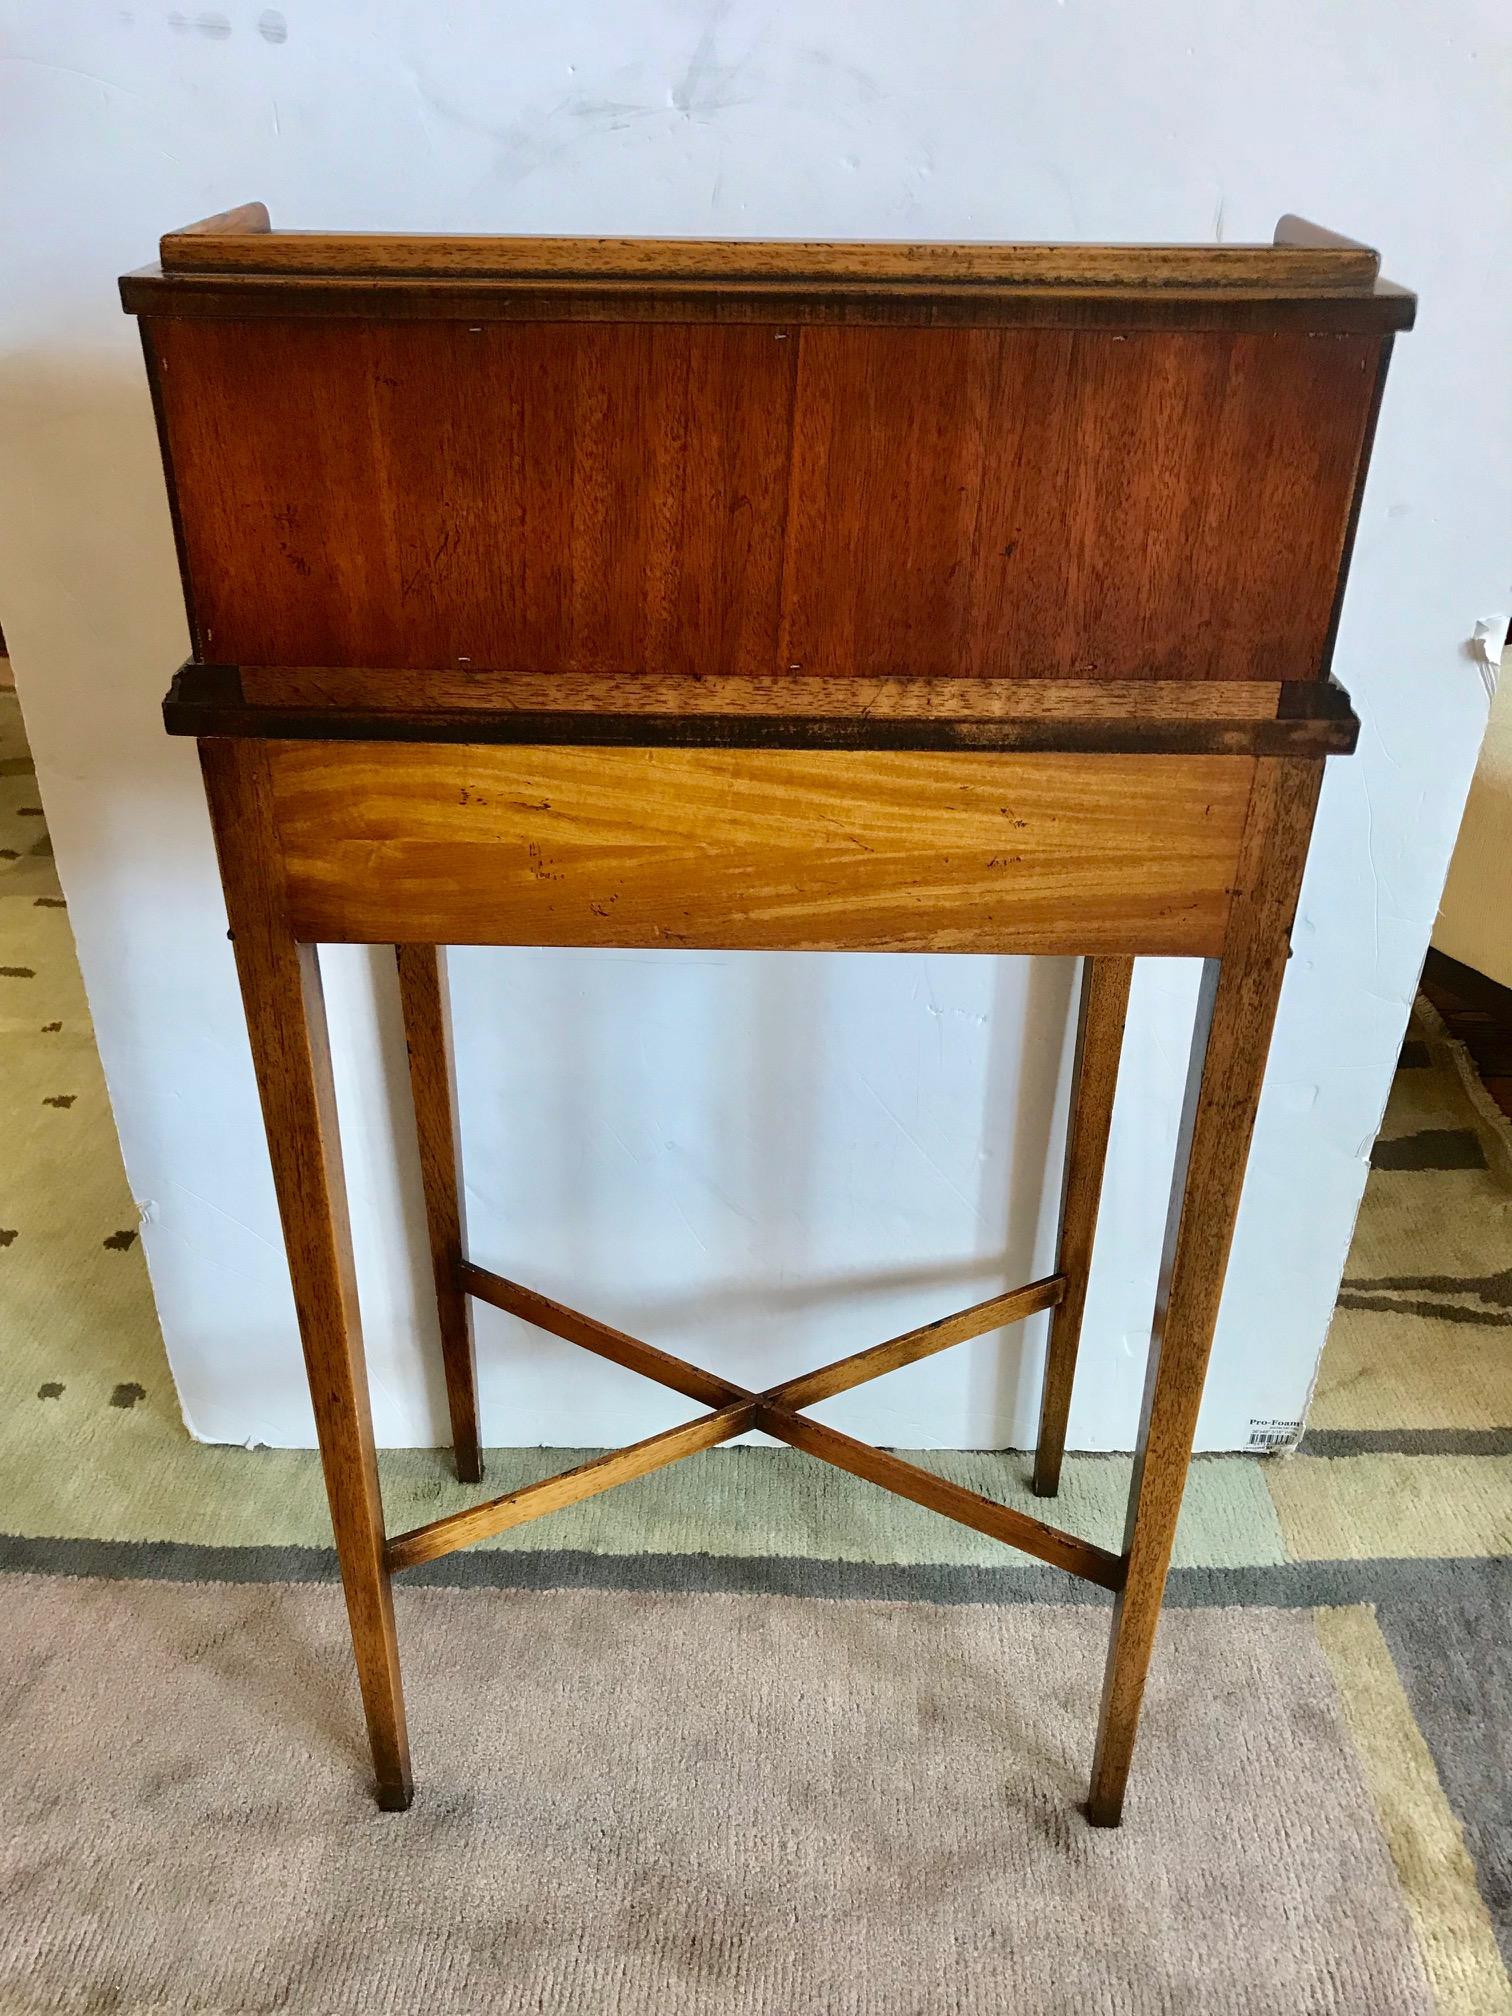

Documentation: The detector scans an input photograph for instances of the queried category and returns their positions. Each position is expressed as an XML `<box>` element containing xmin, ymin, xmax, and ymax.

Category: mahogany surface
<box><xmin>147</xmin><ymin>318</ymin><xmax>1380</xmax><ymax>686</ymax></box>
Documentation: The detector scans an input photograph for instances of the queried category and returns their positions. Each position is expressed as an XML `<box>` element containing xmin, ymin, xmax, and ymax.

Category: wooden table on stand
<box><xmin>123</xmin><ymin>208</ymin><xmax>1413</xmax><ymax>1825</ymax></box>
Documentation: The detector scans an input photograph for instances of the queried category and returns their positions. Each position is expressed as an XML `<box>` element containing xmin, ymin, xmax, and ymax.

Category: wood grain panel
<box><xmin>150</xmin><ymin>319</ymin><xmax>1378</xmax><ymax>686</ymax></box>
<box><xmin>265</xmin><ymin>743</ymin><xmax>1254</xmax><ymax>955</ymax></box>
<box><xmin>780</xmin><ymin>328</ymin><xmax>997</xmax><ymax>679</ymax></box>
<box><xmin>782</xmin><ymin>327</ymin><xmax>1379</xmax><ymax>681</ymax></box>
<box><xmin>149</xmin><ymin>318</ymin><xmax>795</xmax><ymax>673</ymax></box>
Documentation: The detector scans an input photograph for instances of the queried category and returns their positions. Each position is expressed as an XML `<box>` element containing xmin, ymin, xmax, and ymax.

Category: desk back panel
<box><xmin>144</xmin><ymin>316</ymin><xmax>1383</xmax><ymax>684</ymax></box>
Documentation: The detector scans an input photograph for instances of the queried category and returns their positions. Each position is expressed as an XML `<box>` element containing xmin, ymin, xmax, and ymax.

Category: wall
<box><xmin>1</xmin><ymin>0</ymin><xmax>1506</xmax><ymax>1451</ymax></box>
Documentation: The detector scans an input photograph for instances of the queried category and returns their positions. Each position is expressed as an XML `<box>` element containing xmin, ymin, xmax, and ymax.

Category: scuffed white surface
<box><xmin>1</xmin><ymin>0</ymin><xmax>1507</xmax><ymax>1447</ymax></box>
<box><xmin>1469</xmin><ymin>617</ymin><xmax>1506</xmax><ymax>701</ymax></box>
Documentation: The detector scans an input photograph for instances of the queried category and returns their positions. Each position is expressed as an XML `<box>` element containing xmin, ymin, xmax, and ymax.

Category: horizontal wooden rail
<box><xmin>387</xmin><ymin>1400</ymin><xmax>756</xmax><ymax>1571</ymax></box>
<box><xmin>767</xmin><ymin>1276</ymin><xmax>1064</xmax><ymax>1411</ymax></box>
<box><xmin>461</xmin><ymin>1263</ymin><xmax>748</xmax><ymax>1410</ymax></box>
<box><xmin>163</xmin><ymin>664</ymin><xmax>1361</xmax><ymax>759</ymax></box>
<box><xmin>756</xmin><ymin>1404</ymin><xmax>1125</xmax><ymax>1590</ymax></box>
<box><xmin>445</xmin><ymin>1263</ymin><xmax>1119</xmax><ymax>1588</ymax></box>
<box><xmin>240</xmin><ymin>668</ymin><xmax>1296</xmax><ymax>722</ymax></box>
<box><xmin>157</xmin><ymin>216</ymin><xmax>1381</xmax><ymax>291</ymax></box>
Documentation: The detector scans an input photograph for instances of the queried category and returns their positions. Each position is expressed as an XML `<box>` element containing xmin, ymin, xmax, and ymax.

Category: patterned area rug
<box><xmin>2</xmin><ymin>689</ymin><xmax>1509</xmax><ymax>2013</ymax></box>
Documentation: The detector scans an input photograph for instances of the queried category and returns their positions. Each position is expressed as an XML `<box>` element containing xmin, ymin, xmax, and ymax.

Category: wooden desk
<box><xmin>124</xmin><ymin>208</ymin><xmax>1412</xmax><ymax>1825</ymax></box>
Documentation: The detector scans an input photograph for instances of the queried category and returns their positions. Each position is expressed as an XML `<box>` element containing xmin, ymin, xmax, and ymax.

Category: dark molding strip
<box><xmin>3</xmin><ymin>1532</ymin><xmax>1507</xmax><ymax>1609</ymax></box>
<box><xmin>121</xmin><ymin>270</ymin><xmax>1417</xmax><ymax>335</ymax></box>
<box><xmin>1301</xmin><ymin>1426</ymin><xmax>1512</xmax><ymax>1457</ymax></box>
<box><xmin>162</xmin><ymin>665</ymin><xmax>1360</xmax><ymax>758</ymax></box>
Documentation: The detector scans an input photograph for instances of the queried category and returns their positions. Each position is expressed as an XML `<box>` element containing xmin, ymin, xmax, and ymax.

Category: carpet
<box><xmin>2</xmin><ymin>1575</ymin><xmax>1435</xmax><ymax>2015</ymax></box>
<box><xmin>2</xmin><ymin>688</ymin><xmax>1510</xmax><ymax>2012</ymax></box>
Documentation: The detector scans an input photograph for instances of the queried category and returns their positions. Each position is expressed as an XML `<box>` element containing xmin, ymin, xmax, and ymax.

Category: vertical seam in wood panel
<box><xmin>361</xmin><ymin>324</ymin><xmax>408</xmax><ymax>671</ymax></box>
<box><xmin>652</xmin><ymin>325</ymin><xmax>692</xmax><ymax>672</ymax></box>
<box><xmin>962</xmin><ymin>329</ymin><xmax>1007</xmax><ymax>675</ymax></box>
<box><xmin>773</xmin><ymin>323</ymin><xmax>807</xmax><ymax>672</ymax></box>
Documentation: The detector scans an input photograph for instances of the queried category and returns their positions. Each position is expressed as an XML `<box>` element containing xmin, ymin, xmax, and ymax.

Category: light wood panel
<box><xmin>263</xmin><ymin>743</ymin><xmax>1255</xmax><ymax>956</ymax></box>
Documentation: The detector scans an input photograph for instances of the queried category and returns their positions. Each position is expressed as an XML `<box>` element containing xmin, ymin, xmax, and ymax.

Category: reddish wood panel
<box><xmin>150</xmin><ymin>317</ymin><xmax>795</xmax><ymax>674</ymax></box>
<box><xmin>780</xmin><ymin>328</ymin><xmax>993</xmax><ymax>680</ymax></box>
<box><xmin>149</xmin><ymin>318</ymin><xmax>1378</xmax><ymax>682</ymax></box>
<box><xmin>782</xmin><ymin>328</ymin><xmax>1380</xmax><ymax>681</ymax></box>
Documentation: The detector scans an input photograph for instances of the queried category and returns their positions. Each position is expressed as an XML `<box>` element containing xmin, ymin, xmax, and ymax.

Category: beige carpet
<box><xmin>3</xmin><ymin>1574</ymin><xmax>1432</xmax><ymax>2015</ymax></box>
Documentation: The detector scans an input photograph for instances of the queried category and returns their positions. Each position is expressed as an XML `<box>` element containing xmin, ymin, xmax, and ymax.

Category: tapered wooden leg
<box><xmin>395</xmin><ymin>945</ymin><xmax>483</xmax><ymax>1484</ymax></box>
<box><xmin>1088</xmin><ymin>761</ymin><xmax>1321</xmax><ymax>1826</ymax></box>
<box><xmin>1033</xmin><ymin>955</ymin><xmax>1133</xmax><ymax>1498</ymax></box>
<box><xmin>201</xmin><ymin>742</ymin><xmax>413</xmax><ymax>1811</ymax></box>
